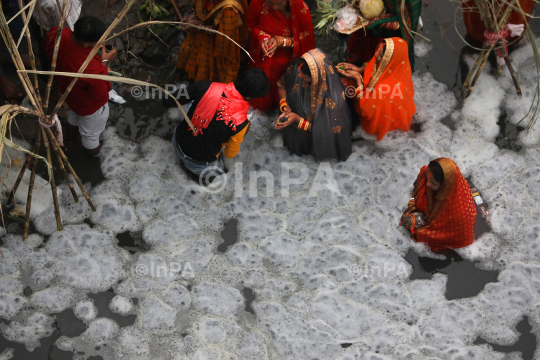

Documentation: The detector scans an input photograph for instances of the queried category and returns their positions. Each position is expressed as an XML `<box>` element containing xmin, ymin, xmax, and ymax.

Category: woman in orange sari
<box><xmin>400</xmin><ymin>158</ymin><xmax>477</xmax><ymax>252</ymax></box>
<box><xmin>337</xmin><ymin>37</ymin><xmax>415</xmax><ymax>141</ymax></box>
<box><xmin>245</xmin><ymin>0</ymin><xmax>315</xmax><ymax>111</ymax></box>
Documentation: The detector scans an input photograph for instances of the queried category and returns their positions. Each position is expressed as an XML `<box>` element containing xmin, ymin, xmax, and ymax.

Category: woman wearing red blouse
<box><xmin>245</xmin><ymin>0</ymin><xmax>315</xmax><ymax>111</ymax></box>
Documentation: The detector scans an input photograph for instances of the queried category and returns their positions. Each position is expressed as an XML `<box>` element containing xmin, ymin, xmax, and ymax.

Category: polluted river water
<box><xmin>1</xmin><ymin>0</ymin><xmax>540</xmax><ymax>358</ymax></box>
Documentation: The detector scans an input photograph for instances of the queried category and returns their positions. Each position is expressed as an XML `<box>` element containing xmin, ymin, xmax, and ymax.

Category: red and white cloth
<box><xmin>191</xmin><ymin>82</ymin><xmax>249</xmax><ymax>136</ymax></box>
<box><xmin>484</xmin><ymin>24</ymin><xmax>525</xmax><ymax>65</ymax></box>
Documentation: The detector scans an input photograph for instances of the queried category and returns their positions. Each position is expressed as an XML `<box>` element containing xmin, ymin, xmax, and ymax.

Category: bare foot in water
<box><xmin>0</xmin><ymin>74</ymin><xmax>23</xmax><ymax>99</ymax></box>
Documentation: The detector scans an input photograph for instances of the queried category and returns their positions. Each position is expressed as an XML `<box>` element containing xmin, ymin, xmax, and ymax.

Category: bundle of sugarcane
<box><xmin>0</xmin><ymin>0</ymin><xmax>251</xmax><ymax>241</ymax></box>
<box><xmin>460</xmin><ymin>0</ymin><xmax>526</xmax><ymax>97</ymax></box>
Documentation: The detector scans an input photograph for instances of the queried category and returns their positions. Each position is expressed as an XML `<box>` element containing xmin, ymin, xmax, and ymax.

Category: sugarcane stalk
<box><xmin>468</xmin><ymin>46</ymin><xmax>493</xmax><ymax>93</ymax></box>
<box><xmin>0</xmin><ymin>7</ymin><xmax>45</xmax><ymax>116</ymax></box>
<box><xmin>6</xmin><ymin>130</ymin><xmax>39</xmax><ymax>205</ymax></box>
<box><xmin>17</xmin><ymin>0</ymin><xmax>42</xmax><ymax>106</ymax></box>
<box><xmin>40</xmin><ymin>126</ymin><xmax>62</xmax><ymax>230</ymax></box>
<box><xmin>167</xmin><ymin>0</ymin><xmax>183</xmax><ymax>21</ymax></box>
<box><xmin>45</xmin><ymin>126</ymin><xmax>79</xmax><ymax>202</ymax></box>
<box><xmin>43</xmin><ymin>0</ymin><xmax>68</xmax><ymax>111</ymax></box>
<box><xmin>47</xmin><ymin>0</ymin><xmax>137</xmax><ymax>121</ymax></box>
<box><xmin>36</xmin><ymin>0</ymin><xmax>44</xmax><ymax>37</ymax></box>
<box><xmin>23</xmin><ymin>129</ymin><xmax>41</xmax><ymax>239</ymax></box>
<box><xmin>504</xmin><ymin>52</ymin><xmax>522</xmax><ymax>95</ymax></box>
<box><xmin>45</xmin><ymin>127</ymin><xmax>95</xmax><ymax>211</ymax></box>
<box><xmin>462</xmin><ymin>44</ymin><xmax>489</xmax><ymax>90</ymax></box>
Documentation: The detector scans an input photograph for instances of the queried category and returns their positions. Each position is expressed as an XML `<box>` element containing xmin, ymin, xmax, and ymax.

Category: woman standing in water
<box><xmin>245</xmin><ymin>0</ymin><xmax>315</xmax><ymax>111</ymax></box>
<box><xmin>400</xmin><ymin>158</ymin><xmax>477</xmax><ymax>252</ymax></box>
<box><xmin>337</xmin><ymin>37</ymin><xmax>415</xmax><ymax>141</ymax></box>
<box><xmin>273</xmin><ymin>49</ymin><xmax>352</xmax><ymax>161</ymax></box>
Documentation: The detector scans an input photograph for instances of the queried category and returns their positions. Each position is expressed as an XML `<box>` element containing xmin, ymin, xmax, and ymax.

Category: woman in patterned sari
<box><xmin>245</xmin><ymin>0</ymin><xmax>315</xmax><ymax>111</ymax></box>
<box><xmin>337</xmin><ymin>37</ymin><xmax>415</xmax><ymax>140</ymax></box>
<box><xmin>400</xmin><ymin>158</ymin><xmax>477</xmax><ymax>252</ymax></box>
<box><xmin>347</xmin><ymin>0</ymin><xmax>421</xmax><ymax>70</ymax></box>
<box><xmin>273</xmin><ymin>49</ymin><xmax>352</xmax><ymax>161</ymax></box>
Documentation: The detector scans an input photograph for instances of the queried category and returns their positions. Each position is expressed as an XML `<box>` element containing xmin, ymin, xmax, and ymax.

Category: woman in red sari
<box><xmin>400</xmin><ymin>158</ymin><xmax>477</xmax><ymax>252</ymax></box>
<box><xmin>337</xmin><ymin>37</ymin><xmax>415</xmax><ymax>140</ymax></box>
<box><xmin>245</xmin><ymin>0</ymin><xmax>315</xmax><ymax>111</ymax></box>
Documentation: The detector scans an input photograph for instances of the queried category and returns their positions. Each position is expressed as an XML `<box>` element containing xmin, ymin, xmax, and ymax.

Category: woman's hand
<box><xmin>263</xmin><ymin>36</ymin><xmax>279</xmax><ymax>57</ymax></box>
<box><xmin>274</xmin><ymin>111</ymin><xmax>300</xmax><ymax>130</ymax></box>
<box><xmin>182</xmin><ymin>13</ymin><xmax>200</xmax><ymax>33</ymax></box>
<box><xmin>337</xmin><ymin>62</ymin><xmax>364</xmax><ymax>74</ymax></box>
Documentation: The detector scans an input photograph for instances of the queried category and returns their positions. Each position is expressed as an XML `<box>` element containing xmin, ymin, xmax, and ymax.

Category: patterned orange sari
<box><xmin>404</xmin><ymin>158</ymin><xmax>477</xmax><ymax>252</ymax></box>
<box><xmin>177</xmin><ymin>0</ymin><xmax>249</xmax><ymax>83</ymax></box>
<box><xmin>354</xmin><ymin>37</ymin><xmax>415</xmax><ymax>141</ymax></box>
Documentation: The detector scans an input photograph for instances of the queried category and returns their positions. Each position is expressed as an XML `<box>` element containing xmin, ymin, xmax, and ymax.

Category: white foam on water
<box><xmin>74</xmin><ymin>300</ymin><xmax>98</xmax><ymax>323</ymax></box>
<box><xmin>0</xmin><ymin>348</ymin><xmax>14</xmax><ymax>360</ymax></box>
<box><xmin>108</xmin><ymin>295</ymin><xmax>134</xmax><ymax>315</ymax></box>
<box><xmin>3</xmin><ymin>47</ymin><xmax>540</xmax><ymax>359</ymax></box>
<box><xmin>414</xmin><ymin>41</ymin><xmax>433</xmax><ymax>58</ymax></box>
<box><xmin>0</xmin><ymin>311</ymin><xmax>55</xmax><ymax>351</ymax></box>
<box><xmin>81</xmin><ymin>318</ymin><xmax>120</xmax><ymax>344</ymax></box>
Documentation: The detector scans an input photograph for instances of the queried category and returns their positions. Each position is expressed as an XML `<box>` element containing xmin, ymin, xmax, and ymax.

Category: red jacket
<box><xmin>44</xmin><ymin>27</ymin><xmax>111</xmax><ymax>116</ymax></box>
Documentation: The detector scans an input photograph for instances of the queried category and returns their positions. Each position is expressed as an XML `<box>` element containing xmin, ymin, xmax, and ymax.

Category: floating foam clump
<box><xmin>0</xmin><ymin>312</ymin><xmax>54</xmax><ymax>351</ymax></box>
<box><xmin>45</xmin><ymin>224</ymin><xmax>128</xmax><ymax>292</ymax></box>
<box><xmin>81</xmin><ymin>318</ymin><xmax>120</xmax><ymax>344</ymax></box>
<box><xmin>0</xmin><ymin>278</ymin><xmax>26</xmax><ymax>320</ymax></box>
<box><xmin>0</xmin><ymin>348</ymin><xmax>14</xmax><ymax>360</ymax></box>
<box><xmin>29</xmin><ymin>286</ymin><xmax>74</xmax><ymax>314</ymax></box>
<box><xmin>193</xmin><ymin>282</ymin><xmax>244</xmax><ymax>318</ymax></box>
<box><xmin>74</xmin><ymin>300</ymin><xmax>98</xmax><ymax>323</ymax></box>
<box><xmin>109</xmin><ymin>295</ymin><xmax>134</xmax><ymax>315</ymax></box>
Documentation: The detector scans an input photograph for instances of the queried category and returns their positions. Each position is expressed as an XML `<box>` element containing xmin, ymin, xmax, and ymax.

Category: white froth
<box><xmin>0</xmin><ymin>312</ymin><xmax>55</xmax><ymax>351</ymax></box>
<box><xmin>74</xmin><ymin>300</ymin><xmax>98</xmax><ymax>322</ymax></box>
<box><xmin>192</xmin><ymin>282</ymin><xmax>244</xmax><ymax>317</ymax></box>
<box><xmin>109</xmin><ymin>295</ymin><xmax>134</xmax><ymax>315</ymax></box>
<box><xmin>0</xmin><ymin>348</ymin><xmax>14</xmax><ymax>360</ymax></box>
<box><xmin>414</xmin><ymin>41</ymin><xmax>433</xmax><ymax>58</ymax></box>
<box><xmin>4</xmin><ymin>44</ymin><xmax>540</xmax><ymax>358</ymax></box>
<box><xmin>81</xmin><ymin>318</ymin><xmax>120</xmax><ymax>344</ymax></box>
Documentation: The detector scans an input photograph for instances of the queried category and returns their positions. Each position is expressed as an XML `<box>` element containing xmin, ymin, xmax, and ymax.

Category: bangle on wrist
<box><xmin>356</xmin><ymin>86</ymin><xmax>364</xmax><ymax>99</ymax></box>
<box><xmin>279</xmin><ymin>98</ymin><xmax>288</xmax><ymax>112</ymax></box>
<box><xmin>297</xmin><ymin>117</ymin><xmax>309</xmax><ymax>131</ymax></box>
<box><xmin>101</xmin><ymin>59</ymin><xmax>110</xmax><ymax>64</ymax></box>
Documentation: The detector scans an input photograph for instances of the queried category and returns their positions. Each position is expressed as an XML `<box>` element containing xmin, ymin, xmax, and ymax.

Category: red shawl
<box><xmin>245</xmin><ymin>0</ymin><xmax>315</xmax><ymax>110</ymax></box>
<box><xmin>404</xmin><ymin>158</ymin><xmax>477</xmax><ymax>252</ymax></box>
<box><xmin>191</xmin><ymin>82</ymin><xmax>249</xmax><ymax>136</ymax></box>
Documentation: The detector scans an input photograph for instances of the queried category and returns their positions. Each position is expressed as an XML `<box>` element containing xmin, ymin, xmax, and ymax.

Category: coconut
<box><xmin>359</xmin><ymin>0</ymin><xmax>384</xmax><ymax>20</ymax></box>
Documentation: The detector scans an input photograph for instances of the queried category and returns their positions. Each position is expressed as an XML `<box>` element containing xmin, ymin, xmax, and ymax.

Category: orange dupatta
<box><xmin>404</xmin><ymin>158</ymin><xmax>477</xmax><ymax>252</ymax></box>
<box><xmin>356</xmin><ymin>37</ymin><xmax>415</xmax><ymax>141</ymax></box>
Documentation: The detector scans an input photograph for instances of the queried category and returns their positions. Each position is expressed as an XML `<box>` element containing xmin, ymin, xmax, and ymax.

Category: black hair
<box><xmin>73</xmin><ymin>16</ymin><xmax>107</xmax><ymax>43</ymax></box>
<box><xmin>428</xmin><ymin>161</ymin><xmax>444</xmax><ymax>184</ymax></box>
<box><xmin>234</xmin><ymin>68</ymin><xmax>270</xmax><ymax>99</ymax></box>
<box><xmin>299</xmin><ymin>59</ymin><xmax>311</xmax><ymax>76</ymax></box>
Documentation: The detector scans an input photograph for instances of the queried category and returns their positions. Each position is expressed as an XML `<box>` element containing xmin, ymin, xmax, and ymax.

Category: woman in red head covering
<box><xmin>400</xmin><ymin>158</ymin><xmax>477</xmax><ymax>252</ymax></box>
<box><xmin>245</xmin><ymin>0</ymin><xmax>315</xmax><ymax>111</ymax></box>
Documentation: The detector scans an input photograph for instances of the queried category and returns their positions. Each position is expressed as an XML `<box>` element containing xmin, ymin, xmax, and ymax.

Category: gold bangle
<box><xmin>303</xmin><ymin>119</ymin><xmax>310</xmax><ymax>131</ymax></box>
<box><xmin>279</xmin><ymin>98</ymin><xmax>288</xmax><ymax>112</ymax></box>
<box><xmin>298</xmin><ymin>118</ymin><xmax>305</xmax><ymax>129</ymax></box>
